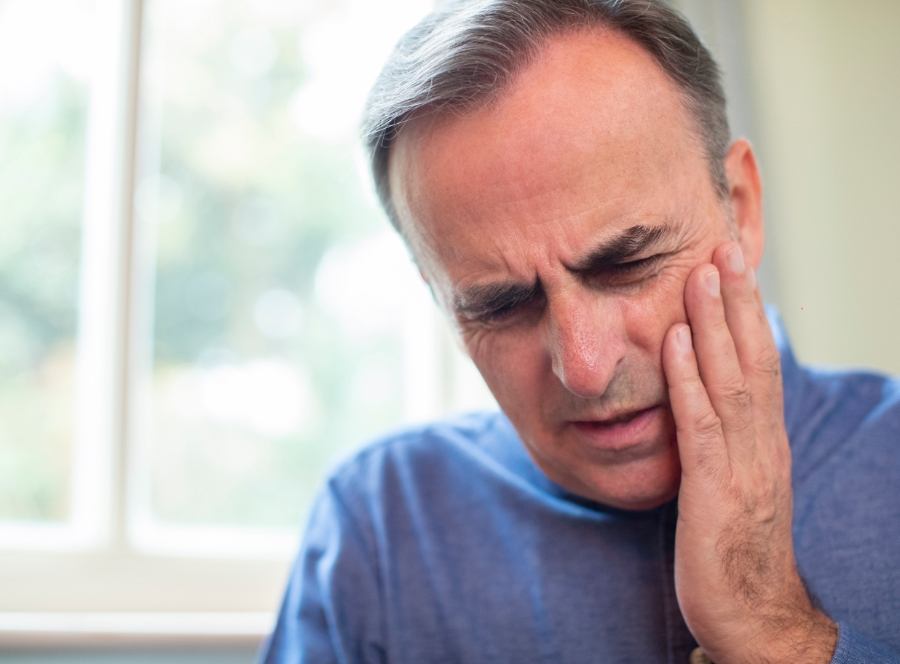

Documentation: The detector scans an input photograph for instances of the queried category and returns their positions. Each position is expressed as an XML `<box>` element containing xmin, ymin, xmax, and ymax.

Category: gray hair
<box><xmin>362</xmin><ymin>0</ymin><xmax>731</xmax><ymax>233</ymax></box>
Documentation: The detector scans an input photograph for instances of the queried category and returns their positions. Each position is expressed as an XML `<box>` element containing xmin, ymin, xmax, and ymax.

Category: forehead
<box><xmin>388</xmin><ymin>27</ymin><xmax>709</xmax><ymax>274</ymax></box>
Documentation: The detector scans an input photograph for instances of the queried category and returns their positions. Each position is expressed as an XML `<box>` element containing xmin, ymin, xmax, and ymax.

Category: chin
<box><xmin>554</xmin><ymin>447</ymin><xmax>682</xmax><ymax>512</ymax></box>
<box><xmin>603</xmin><ymin>483</ymin><xmax>680</xmax><ymax>511</ymax></box>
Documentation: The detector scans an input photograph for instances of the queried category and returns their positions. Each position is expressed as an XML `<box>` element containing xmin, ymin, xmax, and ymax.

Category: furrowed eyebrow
<box><xmin>567</xmin><ymin>224</ymin><xmax>671</xmax><ymax>274</ymax></box>
<box><xmin>453</xmin><ymin>280</ymin><xmax>541</xmax><ymax>319</ymax></box>
<box><xmin>452</xmin><ymin>223</ymin><xmax>673</xmax><ymax>318</ymax></box>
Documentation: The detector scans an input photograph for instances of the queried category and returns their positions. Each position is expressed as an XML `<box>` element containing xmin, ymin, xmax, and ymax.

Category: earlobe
<box><xmin>724</xmin><ymin>139</ymin><xmax>765</xmax><ymax>269</ymax></box>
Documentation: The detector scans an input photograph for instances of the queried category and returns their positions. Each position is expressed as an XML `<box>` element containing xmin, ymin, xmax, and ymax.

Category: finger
<box><xmin>662</xmin><ymin>323</ymin><xmax>729</xmax><ymax>480</ymax></box>
<box><xmin>713</xmin><ymin>242</ymin><xmax>784</xmax><ymax>417</ymax></box>
<box><xmin>683</xmin><ymin>263</ymin><xmax>756</xmax><ymax>464</ymax></box>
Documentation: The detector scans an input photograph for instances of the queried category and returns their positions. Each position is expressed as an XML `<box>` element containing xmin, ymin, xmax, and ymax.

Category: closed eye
<box><xmin>479</xmin><ymin>297</ymin><xmax>544</xmax><ymax>326</ymax></box>
<box><xmin>457</xmin><ymin>252</ymin><xmax>667</xmax><ymax>327</ymax></box>
<box><xmin>458</xmin><ymin>287</ymin><xmax>546</xmax><ymax>327</ymax></box>
<box><xmin>613</xmin><ymin>254</ymin><xmax>663</xmax><ymax>274</ymax></box>
<box><xmin>583</xmin><ymin>254</ymin><xmax>667</xmax><ymax>287</ymax></box>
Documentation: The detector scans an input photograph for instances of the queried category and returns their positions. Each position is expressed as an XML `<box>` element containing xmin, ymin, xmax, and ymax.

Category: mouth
<box><xmin>568</xmin><ymin>405</ymin><xmax>664</xmax><ymax>454</ymax></box>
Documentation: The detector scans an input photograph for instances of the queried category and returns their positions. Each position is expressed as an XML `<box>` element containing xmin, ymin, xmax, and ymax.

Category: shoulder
<box><xmin>773</xmin><ymin>308</ymin><xmax>900</xmax><ymax>455</ymax></box>
<box><xmin>333</xmin><ymin>410</ymin><xmax>505</xmax><ymax>475</ymax></box>
<box><xmin>791</xmin><ymin>367</ymin><xmax>900</xmax><ymax>641</ymax></box>
<box><xmin>323</xmin><ymin>410</ymin><xmax>509</xmax><ymax>513</ymax></box>
<box><xmin>813</xmin><ymin>365</ymin><xmax>900</xmax><ymax>472</ymax></box>
<box><xmin>796</xmin><ymin>365</ymin><xmax>900</xmax><ymax>441</ymax></box>
<box><xmin>791</xmin><ymin>364</ymin><xmax>900</xmax><ymax>533</ymax></box>
<box><xmin>299</xmin><ymin>411</ymin><xmax>520</xmax><ymax>577</ymax></box>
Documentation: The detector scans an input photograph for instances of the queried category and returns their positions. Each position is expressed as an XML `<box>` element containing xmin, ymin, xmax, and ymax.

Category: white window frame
<box><xmin>0</xmin><ymin>0</ymin><xmax>280</xmax><ymax>643</ymax></box>
<box><xmin>0</xmin><ymin>0</ymin><xmax>444</xmax><ymax>646</ymax></box>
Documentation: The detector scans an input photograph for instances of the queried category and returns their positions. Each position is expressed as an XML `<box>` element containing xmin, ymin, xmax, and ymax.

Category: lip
<box><xmin>567</xmin><ymin>405</ymin><xmax>664</xmax><ymax>452</ymax></box>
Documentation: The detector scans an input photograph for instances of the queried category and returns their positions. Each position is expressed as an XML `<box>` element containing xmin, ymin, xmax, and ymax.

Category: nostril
<box><xmin>545</xmin><ymin>291</ymin><xmax>624</xmax><ymax>399</ymax></box>
<box><xmin>551</xmin><ymin>340</ymin><xmax>618</xmax><ymax>399</ymax></box>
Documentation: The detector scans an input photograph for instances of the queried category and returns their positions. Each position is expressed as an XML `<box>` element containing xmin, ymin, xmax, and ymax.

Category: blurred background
<box><xmin>1</xmin><ymin>0</ymin><xmax>898</xmax><ymax>662</ymax></box>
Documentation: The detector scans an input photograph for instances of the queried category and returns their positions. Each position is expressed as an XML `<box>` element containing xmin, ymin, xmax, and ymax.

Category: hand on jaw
<box><xmin>661</xmin><ymin>241</ymin><xmax>838</xmax><ymax>664</ymax></box>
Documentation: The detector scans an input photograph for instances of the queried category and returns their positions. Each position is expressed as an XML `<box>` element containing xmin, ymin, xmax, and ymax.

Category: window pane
<box><xmin>0</xmin><ymin>0</ymin><xmax>95</xmax><ymax>523</ymax></box>
<box><xmin>135</xmin><ymin>0</ymin><xmax>433</xmax><ymax>532</ymax></box>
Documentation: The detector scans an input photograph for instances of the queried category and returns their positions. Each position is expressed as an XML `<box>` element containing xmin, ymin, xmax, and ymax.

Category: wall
<box><xmin>740</xmin><ymin>1</ymin><xmax>900</xmax><ymax>372</ymax></box>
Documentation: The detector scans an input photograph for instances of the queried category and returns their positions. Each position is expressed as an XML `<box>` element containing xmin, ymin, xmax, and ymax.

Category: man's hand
<box><xmin>661</xmin><ymin>242</ymin><xmax>838</xmax><ymax>664</ymax></box>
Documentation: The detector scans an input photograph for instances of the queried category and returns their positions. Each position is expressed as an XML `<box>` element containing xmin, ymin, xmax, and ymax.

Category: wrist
<box><xmin>752</xmin><ymin>610</ymin><xmax>838</xmax><ymax>664</ymax></box>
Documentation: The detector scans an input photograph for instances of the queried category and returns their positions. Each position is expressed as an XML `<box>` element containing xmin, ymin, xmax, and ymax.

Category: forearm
<box><xmin>753</xmin><ymin>609</ymin><xmax>837</xmax><ymax>664</ymax></box>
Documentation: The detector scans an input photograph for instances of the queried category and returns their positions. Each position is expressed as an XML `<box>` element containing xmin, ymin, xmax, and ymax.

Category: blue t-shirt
<box><xmin>261</xmin><ymin>318</ymin><xmax>900</xmax><ymax>663</ymax></box>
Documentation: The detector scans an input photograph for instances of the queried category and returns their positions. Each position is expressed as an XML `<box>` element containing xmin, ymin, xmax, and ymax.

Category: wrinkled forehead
<box><xmin>387</xmin><ymin>29</ymin><xmax>706</xmax><ymax>264</ymax></box>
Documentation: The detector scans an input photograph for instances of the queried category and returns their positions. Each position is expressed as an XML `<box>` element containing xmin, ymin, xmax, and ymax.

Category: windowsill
<box><xmin>0</xmin><ymin>612</ymin><xmax>271</xmax><ymax>649</ymax></box>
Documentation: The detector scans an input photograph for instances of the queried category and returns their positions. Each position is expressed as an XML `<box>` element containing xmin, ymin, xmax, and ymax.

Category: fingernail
<box><xmin>704</xmin><ymin>268</ymin><xmax>720</xmax><ymax>297</ymax></box>
<box><xmin>676</xmin><ymin>325</ymin><xmax>692</xmax><ymax>353</ymax></box>
<box><xmin>727</xmin><ymin>245</ymin><xmax>745</xmax><ymax>274</ymax></box>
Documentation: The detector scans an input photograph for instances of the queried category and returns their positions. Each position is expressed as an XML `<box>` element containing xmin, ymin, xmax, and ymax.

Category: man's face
<box><xmin>389</xmin><ymin>29</ymin><xmax>760</xmax><ymax>510</ymax></box>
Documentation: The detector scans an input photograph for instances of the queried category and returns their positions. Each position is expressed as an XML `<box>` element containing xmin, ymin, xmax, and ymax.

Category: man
<box><xmin>262</xmin><ymin>1</ymin><xmax>900</xmax><ymax>661</ymax></box>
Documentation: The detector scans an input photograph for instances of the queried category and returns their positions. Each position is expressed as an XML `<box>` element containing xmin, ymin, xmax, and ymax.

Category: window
<box><xmin>132</xmin><ymin>0</ymin><xmax>445</xmax><ymax>551</ymax></box>
<box><xmin>0</xmin><ymin>0</ymin><xmax>95</xmax><ymax>543</ymax></box>
<box><xmin>0</xmin><ymin>0</ymin><xmax>494</xmax><ymax>636</ymax></box>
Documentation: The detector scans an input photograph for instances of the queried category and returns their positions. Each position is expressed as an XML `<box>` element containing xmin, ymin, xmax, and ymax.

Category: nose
<box><xmin>545</xmin><ymin>291</ymin><xmax>625</xmax><ymax>399</ymax></box>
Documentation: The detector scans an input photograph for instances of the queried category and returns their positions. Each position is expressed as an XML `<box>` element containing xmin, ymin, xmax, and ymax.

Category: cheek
<box><xmin>465</xmin><ymin>329</ymin><xmax>547</xmax><ymax>412</ymax></box>
<box><xmin>621</xmin><ymin>270</ymin><xmax>689</xmax><ymax>353</ymax></box>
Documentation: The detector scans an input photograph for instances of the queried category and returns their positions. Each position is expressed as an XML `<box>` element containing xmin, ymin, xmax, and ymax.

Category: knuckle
<box><xmin>754</xmin><ymin>349</ymin><xmax>782</xmax><ymax>378</ymax></box>
<box><xmin>720</xmin><ymin>382</ymin><xmax>756</xmax><ymax>434</ymax></box>
<box><xmin>720</xmin><ymin>380</ymin><xmax>753</xmax><ymax>410</ymax></box>
<box><xmin>692</xmin><ymin>409</ymin><xmax>724</xmax><ymax>441</ymax></box>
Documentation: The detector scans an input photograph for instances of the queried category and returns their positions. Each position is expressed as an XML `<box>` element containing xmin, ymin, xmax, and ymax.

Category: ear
<box><xmin>723</xmin><ymin>139</ymin><xmax>764</xmax><ymax>268</ymax></box>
